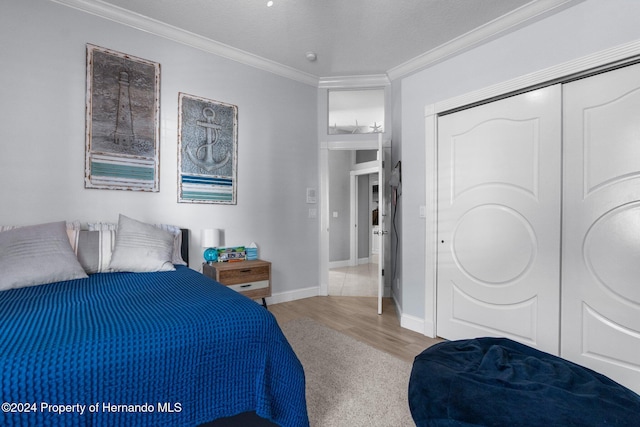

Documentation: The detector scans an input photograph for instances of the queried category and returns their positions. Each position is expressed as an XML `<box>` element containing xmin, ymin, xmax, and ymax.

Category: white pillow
<box><xmin>0</xmin><ymin>221</ymin><xmax>88</xmax><ymax>291</ymax></box>
<box><xmin>108</xmin><ymin>215</ymin><xmax>175</xmax><ymax>273</ymax></box>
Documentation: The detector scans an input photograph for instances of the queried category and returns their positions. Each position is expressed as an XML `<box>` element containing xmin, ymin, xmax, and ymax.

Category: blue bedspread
<box><xmin>409</xmin><ymin>338</ymin><xmax>640</xmax><ymax>427</ymax></box>
<box><xmin>0</xmin><ymin>266</ymin><xmax>308</xmax><ymax>427</ymax></box>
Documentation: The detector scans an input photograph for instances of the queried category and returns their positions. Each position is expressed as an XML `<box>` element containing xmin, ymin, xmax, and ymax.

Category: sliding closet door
<box><xmin>437</xmin><ymin>85</ymin><xmax>562</xmax><ymax>354</ymax></box>
<box><xmin>562</xmin><ymin>63</ymin><xmax>640</xmax><ymax>393</ymax></box>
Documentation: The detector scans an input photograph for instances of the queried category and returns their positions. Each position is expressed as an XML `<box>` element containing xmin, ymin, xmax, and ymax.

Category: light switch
<box><xmin>419</xmin><ymin>206</ymin><xmax>426</xmax><ymax>218</ymax></box>
<box><xmin>333</xmin><ymin>211</ymin><xmax>338</xmax><ymax>218</ymax></box>
<box><xmin>308</xmin><ymin>208</ymin><xmax>317</xmax><ymax>219</ymax></box>
<box><xmin>306</xmin><ymin>188</ymin><xmax>317</xmax><ymax>204</ymax></box>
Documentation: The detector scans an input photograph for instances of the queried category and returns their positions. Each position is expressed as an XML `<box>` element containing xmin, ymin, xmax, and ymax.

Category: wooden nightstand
<box><xmin>202</xmin><ymin>259</ymin><xmax>271</xmax><ymax>308</ymax></box>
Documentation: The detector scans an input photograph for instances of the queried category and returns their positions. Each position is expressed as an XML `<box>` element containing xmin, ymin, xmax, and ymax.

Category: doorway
<box><xmin>329</xmin><ymin>170</ymin><xmax>379</xmax><ymax>297</ymax></box>
<box><xmin>321</xmin><ymin>138</ymin><xmax>391</xmax><ymax>314</ymax></box>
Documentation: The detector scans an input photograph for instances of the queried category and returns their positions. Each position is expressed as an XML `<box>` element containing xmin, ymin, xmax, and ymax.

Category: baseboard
<box><xmin>329</xmin><ymin>258</ymin><xmax>377</xmax><ymax>268</ymax></box>
<box><xmin>267</xmin><ymin>286</ymin><xmax>319</xmax><ymax>305</ymax></box>
<box><xmin>329</xmin><ymin>260</ymin><xmax>350</xmax><ymax>269</ymax></box>
<box><xmin>392</xmin><ymin>292</ymin><xmax>434</xmax><ymax>337</ymax></box>
<box><xmin>401</xmin><ymin>313</ymin><xmax>426</xmax><ymax>335</ymax></box>
<box><xmin>423</xmin><ymin>318</ymin><xmax>436</xmax><ymax>338</ymax></box>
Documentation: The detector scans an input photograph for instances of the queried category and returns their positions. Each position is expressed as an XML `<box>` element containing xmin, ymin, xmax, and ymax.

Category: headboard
<box><xmin>180</xmin><ymin>228</ymin><xmax>189</xmax><ymax>267</ymax></box>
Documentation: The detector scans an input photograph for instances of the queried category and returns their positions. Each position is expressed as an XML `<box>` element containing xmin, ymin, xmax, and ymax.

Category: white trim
<box><xmin>329</xmin><ymin>260</ymin><xmax>351</xmax><ymax>269</ymax></box>
<box><xmin>387</xmin><ymin>0</ymin><xmax>584</xmax><ymax>80</ymax></box>
<box><xmin>319</xmin><ymin>75</ymin><xmax>390</xmax><ymax>89</ymax></box>
<box><xmin>350</xmin><ymin>165</ymin><xmax>380</xmax><ymax>268</ymax></box>
<box><xmin>51</xmin><ymin>0</ymin><xmax>582</xmax><ymax>86</ymax></box>
<box><xmin>50</xmin><ymin>0</ymin><xmax>319</xmax><ymax>86</ymax></box>
<box><xmin>393</xmin><ymin>278</ymin><xmax>425</xmax><ymax>334</ymax></box>
<box><xmin>323</xmin><ymin>139</ymin><xmax>392</xmax><ymax>151</ymax></box>
<box><xmin>424</xmin><ymin>110</ymin><xmax>438</xmax><ymax>339</ymax></box>
<box><xmin>351</xmin><ymin>164</ymin><xmax>379</xmax><ymax>175</ymax></box>
<box><xmin>267</xmin><ymin>286</ymin><xmax>319</xmax><ymax>305</ymax></box>
<box><xmin>350</xmin><ymin>173</ymin><xmax>358</xmax><ymax>266</ymax></box>
<box><xmin>434</xmin><ymin>39</ymin><xmax>640</xmax><ymax>114</ymax></box>
<box><xmin>424</xmin><ymin>39</ymin><xmax>640</xmax><ymax>340</ymax></box>
<box><xmin>401</xmin><ymin>313</ymin><xmax>427</xmax><ymax>335</ymax></box>
<box><xmin>318</xmin><ymin>147</ymin><xmax>330</xmax><ymax>297</ymax></box>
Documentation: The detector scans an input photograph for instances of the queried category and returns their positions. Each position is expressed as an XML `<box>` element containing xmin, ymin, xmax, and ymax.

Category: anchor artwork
<box><xmin>178</xmin><ymin>93</ymin><xmax>238</xmax><ymax>204</ymax></box>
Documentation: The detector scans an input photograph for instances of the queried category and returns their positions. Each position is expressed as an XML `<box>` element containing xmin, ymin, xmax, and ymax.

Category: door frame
<box><xmin>350</xmin><ymin>164</ymin><xmax>378</xmax><ymax>266</ymax></box>
<box><xmin>423</xmin><ymin>40</ymin><xmax>640</xmax><ymax>338</ymax></box>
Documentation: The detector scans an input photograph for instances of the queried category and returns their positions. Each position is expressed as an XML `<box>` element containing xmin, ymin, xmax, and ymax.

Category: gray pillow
<box><xmin>108</xmin><ymin>215</ymin><xmax>175</xmax><ymax>272</ymax></box>
<box><xmin>0</xmin><ymin>221</ymin><xmax>88</xmax><ymax>291</ymax></box>
<box><xmin>87</xmin><ymin>222</ymin><xmax>187</xmax><ymax>265</ymax></box>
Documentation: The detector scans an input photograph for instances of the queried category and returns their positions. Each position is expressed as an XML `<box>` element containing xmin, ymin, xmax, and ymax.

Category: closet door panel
<box><xmin>562</xmin><ymin>63</ymin><xmax>640</xmax><ymax>393</ymax></box>
<box><xmin>437</xmin><ymin>85</ymin><xmax>562</xmax><ymax>354</ymax></box>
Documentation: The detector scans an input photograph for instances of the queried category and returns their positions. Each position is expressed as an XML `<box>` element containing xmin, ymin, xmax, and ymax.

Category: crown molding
<box><xmin>51</xmin><ymin>0</ymin><xmax>585</xmax><ymax>87</ymax></box>
<box><xmin>387</xmin><ymin>0</ymin><xmax>585</xmax><ymax>81</ymax></box>
<box><xmin>50</xmin><ymin>0</ymin><xmax>320</xmax><ymax>86</ymax></box>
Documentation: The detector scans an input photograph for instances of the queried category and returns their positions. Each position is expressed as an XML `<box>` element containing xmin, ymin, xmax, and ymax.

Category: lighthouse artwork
<box><xmin>85</xmin><ymin>44</ymin><xmax>160</xmax><ymax>192</ymax></box>
<box><xmin>178</xmin><ymin>93</ymin><xmax>238</xmax><ymax>204</ymax></box>
<box><xmin>114</xmin><ymin>71</ymin><xmax>135</xmax><ymax>147</ymax></box>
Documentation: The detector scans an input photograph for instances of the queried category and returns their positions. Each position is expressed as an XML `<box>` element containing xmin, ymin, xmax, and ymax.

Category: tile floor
<box><xmin>328</xmin><ymin>262</ymin><xmax>379</xmax><ymax>296</ymax></box>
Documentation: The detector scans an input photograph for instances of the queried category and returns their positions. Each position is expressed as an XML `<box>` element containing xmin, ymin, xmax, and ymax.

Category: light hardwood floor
<box><xmin>269</xmin><ymin>296</ymin><xmax>442</xmax><ymax>364</ymax></box>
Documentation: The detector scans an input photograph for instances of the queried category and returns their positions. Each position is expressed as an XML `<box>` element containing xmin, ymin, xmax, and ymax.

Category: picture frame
<box><xmin>84</xmin><ymin>44</ymin><xmax>161</xmax><ymax>192</ymax></box>
<box><xmin>178</xmin><ymin>92</ymin><xmax>238</xmax><ymax>204</ymax></box>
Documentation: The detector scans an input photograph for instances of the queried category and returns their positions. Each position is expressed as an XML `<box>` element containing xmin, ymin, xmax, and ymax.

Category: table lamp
<box><xmin>201</xmin><ymin>229</ymin><xmax>220</xmax><ymax>264</ymax></box>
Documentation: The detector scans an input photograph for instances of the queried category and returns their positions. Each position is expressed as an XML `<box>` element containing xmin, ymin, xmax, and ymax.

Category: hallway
<box><xmin>328</xmin><ymin>262</ymin><xmax>378</xmax><ymax>297</ymax></box>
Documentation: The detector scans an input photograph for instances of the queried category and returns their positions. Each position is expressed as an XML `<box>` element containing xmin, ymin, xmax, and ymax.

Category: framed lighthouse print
<box><xmin>85</xmin><ymin>44</ymin><xmax>160</xmax><ymax>192</ymax></box>
<box><xmin>178</xmin><ymin>93</ymin><xmax>238</xmax><ymax>204</ymax></box>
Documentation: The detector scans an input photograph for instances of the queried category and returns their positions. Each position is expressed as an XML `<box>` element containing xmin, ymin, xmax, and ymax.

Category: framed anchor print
<box><xmin>85</xmin><ymin>44</ymin><xmax>160</xmax><ymax>192</ymax></box>
<box><xmin>178</xmin><ymin>93</ymin><xmax>238</xmax><ymax>204</ymax></box>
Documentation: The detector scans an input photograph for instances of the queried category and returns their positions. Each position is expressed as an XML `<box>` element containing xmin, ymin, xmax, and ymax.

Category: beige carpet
<box><xmin>280</xmin><ymin>318</ymin><xmax>415</xmax><ymax>427</ymax></box>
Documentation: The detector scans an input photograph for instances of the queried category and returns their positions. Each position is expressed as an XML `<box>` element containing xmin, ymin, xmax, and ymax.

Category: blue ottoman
<box><xmin>409</xmin><ymin>337</ymin><xmax>640</xmax><ymax>426</ymax></box>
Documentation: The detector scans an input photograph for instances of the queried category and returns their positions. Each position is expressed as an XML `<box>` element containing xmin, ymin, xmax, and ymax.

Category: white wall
<box><xmin>396</xmin><ymin>0</ymin><xmax>640</xmax><ymax>322</ymax></box>
<box><xmin>0</xmin><ymin>0</ymin><xmax>319</xmax><ymax>298</ymax></box>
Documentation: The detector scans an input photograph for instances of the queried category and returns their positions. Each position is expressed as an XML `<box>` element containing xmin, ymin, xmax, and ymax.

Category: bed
<box><xmin>0</xmin><ymin>217</ymin><xmax>308</xmax><ymax>427</ymax></box>
<box><xmin>409</xmin><ymin>337</ymin><xmax>640</xmax><ymax>427</ymax></box>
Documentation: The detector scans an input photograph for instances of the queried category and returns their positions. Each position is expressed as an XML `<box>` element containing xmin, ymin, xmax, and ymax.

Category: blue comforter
<box><xmin>409</xmin><ymin>338</ymin><xmax>640</xmax><ymax>427</ymax></box>
<box><xmin>0</xmin><ymin>266</ymin><xmax>308</xmax><ymax>426</ymax></box>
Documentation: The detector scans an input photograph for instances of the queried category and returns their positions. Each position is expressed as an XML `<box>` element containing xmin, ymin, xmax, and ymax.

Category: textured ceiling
<box><xmin>75</xmin><ymin>0</ymin><xmax>576</xmax><ymax>79</ymax></box>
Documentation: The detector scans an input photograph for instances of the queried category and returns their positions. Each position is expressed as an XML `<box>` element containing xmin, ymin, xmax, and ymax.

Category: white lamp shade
<box><xmin>201</xmin><ymin>229</ymin><xmax>220</xmax><ymax>248</ymax></box>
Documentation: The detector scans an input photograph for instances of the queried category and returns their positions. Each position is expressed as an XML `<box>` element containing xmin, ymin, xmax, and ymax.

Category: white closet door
<box><xmin>562</xmin><ymin>63</ymin><xmax>640</xmax><ymax>393</ymax></box>
<box><xmin>437</xmin><ymin>85</ymin><xmax>562</xmax><ymax>354</ymax></box>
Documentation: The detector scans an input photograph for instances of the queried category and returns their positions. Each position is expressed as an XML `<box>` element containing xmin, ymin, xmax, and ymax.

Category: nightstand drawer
<box><xmin>202</xmin><ymin>260</ymin><xmax>272</xmax><ymax>308</ymax></box>
<box><xmin>218</xmin><ymin>266</ymin><xmax>269</xmax><ymax>285</ymax></box>
<box><xmin>227</xmin><ymin>279</ymin><xmax>269</xmax><ymax>293</ymax></box>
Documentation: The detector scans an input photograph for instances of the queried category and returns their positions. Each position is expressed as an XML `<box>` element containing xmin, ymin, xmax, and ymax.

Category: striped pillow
<box><xmin>0</xmin><ymin>221</ymin><xmax>88</xmax><ymax>290</ymax></box>
<box><xmin>75</xmin><ymin>230</ymin><xmax>116</xmax><ymax>274</ymax></box>
<box><xmin>1</xmin><ymin>221</ymin><xmax>81</xmax><ymax>252</ymax></box>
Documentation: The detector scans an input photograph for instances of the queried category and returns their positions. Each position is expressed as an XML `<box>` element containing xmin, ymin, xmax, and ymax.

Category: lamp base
<box><xmin>203</xmin><ymin>247</ymin><xmax>218</xmax><ymax>263</ymax></box>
